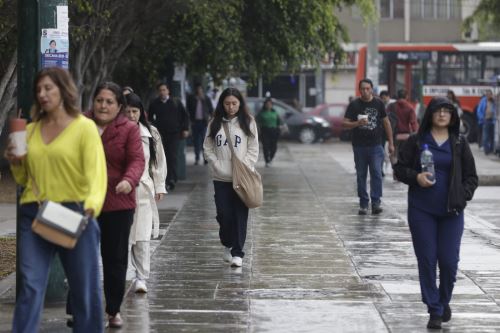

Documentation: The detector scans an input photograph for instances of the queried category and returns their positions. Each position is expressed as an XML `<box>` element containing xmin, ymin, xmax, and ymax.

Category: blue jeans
<box><xmin>408</xmin><ymin>206</ymin><xmax>464</xmax><ymax>316</ymax></box>
<box><xmin>353</xmin><ymin>145</ymin><xmax>384</xmax><ymax>208</ymax></box>
<box><xmin>13</xmin><ymin>203</ymin><xmax>103</xmax><ymax>333</ymax></box>
<box><xmin>482</xmin><ymin>119</ymin><xmax>495</xmax><ymax>154</ymax></box>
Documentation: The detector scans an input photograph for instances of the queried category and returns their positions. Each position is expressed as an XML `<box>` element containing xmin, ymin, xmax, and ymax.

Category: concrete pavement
<box><xmin>0</xmin><ymin>141</ymin><xmax>499</xmax><ymax>332</ymax></box>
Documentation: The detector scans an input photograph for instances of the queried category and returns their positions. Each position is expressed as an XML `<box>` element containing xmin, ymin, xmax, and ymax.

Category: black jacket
<box><xmin>186</xmin><ymin>94</ymin><xmax>213</xmax><ymax>123</ymax></box>
<box><xmin>393</xmin><ymin>134</ymin><xmax>478</xmax><ymax>214</ymax></box>
<box><xmin>148</xmin><ymin>98</ymin><xmax>189</xmax><ymax>134</ymax></box>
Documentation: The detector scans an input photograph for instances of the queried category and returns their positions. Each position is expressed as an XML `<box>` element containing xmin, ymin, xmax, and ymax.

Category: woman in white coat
<box><xmin>125</xmin><ymin>93</ymin><xmax>167</xmax><ymax>292</ymax></box>
<box><xmin>203</xmin><ymin>88</ymin><xmax>259</xmax><ymax>268</ymax></box>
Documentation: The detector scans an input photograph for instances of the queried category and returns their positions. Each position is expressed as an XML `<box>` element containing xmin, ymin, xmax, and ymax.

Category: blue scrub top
<box><xmin>409</xmin><ymin>132</ymin><xmax>452</xmax><ymax>216</ymax></box>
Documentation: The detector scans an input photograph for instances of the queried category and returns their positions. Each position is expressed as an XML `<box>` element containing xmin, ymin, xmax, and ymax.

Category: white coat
<box><xmin>129</xmin><ymin>124</ymin><xmax>167</xmax><ymax>244</ymax></box>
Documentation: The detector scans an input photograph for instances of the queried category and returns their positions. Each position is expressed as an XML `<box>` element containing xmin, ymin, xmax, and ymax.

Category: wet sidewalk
<box><xmin>121</xmin><ymin>142</ymin><xmax>500</xmax><ymax>332</ymax></box>
<box><xmin>1</xmin><ymin>142</ymin><xmax>500</xmax><ymax>332</ymax></box>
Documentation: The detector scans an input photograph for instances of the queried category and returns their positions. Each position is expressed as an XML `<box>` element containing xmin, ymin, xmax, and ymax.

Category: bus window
<box><xmin>484</xmin><ymin>55</ymin><xmax>500</xmax><ymax>83</ymax></box>
<box><xmin>440</xmin><ymin>53</ymin><xmax>465</xmax><ymax>84</ymax></box>
<box><xmin>467</xmin><ymin>54</ymin><xmax>482</xmax><ymax>84</ymax></box>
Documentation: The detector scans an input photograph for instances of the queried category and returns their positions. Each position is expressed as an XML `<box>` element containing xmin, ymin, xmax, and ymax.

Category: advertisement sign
<box><xmin>40</xmin><ymin>29</ymin><xmax>69</xmax><ymax>69</ymax></box>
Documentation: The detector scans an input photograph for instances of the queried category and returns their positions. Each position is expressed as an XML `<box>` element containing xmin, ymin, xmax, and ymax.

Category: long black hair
<box><xmin>208</xmin><ymin>87</ymin><xmax>254</xmax><ymax>140</ymax></box>
<box><xmin>125</xmin><ymin>93</ymin><xmax>158</xmax><ymax>168</ymax></box>
<box><xmin>418</xmin><ymin>96</ymin><xmax>460</xmax><ymax>138</ymax></box>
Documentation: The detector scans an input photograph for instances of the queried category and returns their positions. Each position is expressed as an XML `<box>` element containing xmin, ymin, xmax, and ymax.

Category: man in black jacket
<box><xmin>149</xmin><ymin>82</ymin><xmax>189</xmax><ymax>190</ymax></box>
<box><xmin>186</xmin><ymin>84</ymin><xmax>213</xmax><ymax>165</ymax></box>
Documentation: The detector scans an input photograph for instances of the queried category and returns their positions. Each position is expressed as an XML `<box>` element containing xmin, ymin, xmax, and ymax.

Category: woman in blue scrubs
<box><xmin>393</xmin><ymin>96</ymin><xmax>478</xmax><ymax>330</ymax></box>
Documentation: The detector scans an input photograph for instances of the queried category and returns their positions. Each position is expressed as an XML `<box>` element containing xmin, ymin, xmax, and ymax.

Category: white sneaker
<box><xmin>134</xmin><ymin>279</ymin><xmax>148</xmax><ymax>293</ymax></box>
<box><xmin>223</xmin><ymin>247</ymin><xmax>232</xmax><ymax>263</ymax></box>
<box><xmin>231</xmin><ymin>256</ymin><xmax>242</xmax><ymax>267</ymax></box>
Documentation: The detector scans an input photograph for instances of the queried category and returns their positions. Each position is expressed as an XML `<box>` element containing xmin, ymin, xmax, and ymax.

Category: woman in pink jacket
<box><xmin>86</xmin><ymin>82</ymin><xmax>145</xmax><ymax>328</ymax></box>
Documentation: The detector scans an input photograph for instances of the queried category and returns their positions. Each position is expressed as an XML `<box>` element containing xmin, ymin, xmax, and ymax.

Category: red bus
<box><xmin>355</xmin><ymin>43</ymin><xmax>500</xmax><ymax>142</ymax></box>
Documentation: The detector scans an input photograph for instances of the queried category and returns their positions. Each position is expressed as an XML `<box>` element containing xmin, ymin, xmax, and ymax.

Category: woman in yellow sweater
<box><xmin>4</xmin><ymin>67</ymin><xmax>107</xmax><ymax>332</ymax></box>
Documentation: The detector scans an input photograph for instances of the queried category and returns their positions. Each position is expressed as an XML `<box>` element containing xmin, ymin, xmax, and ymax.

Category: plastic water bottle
<box><xmin>420</xmin><ymin>144</ymin><xmax>436</xmax><ymax>184</ymax></box>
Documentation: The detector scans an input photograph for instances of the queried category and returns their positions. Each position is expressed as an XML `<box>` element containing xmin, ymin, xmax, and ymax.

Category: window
<box><xmin>484</xmin><ymin>55</ymin><xmax>500</xmax><ymax>83</ymax></box>
<box><xmin>466</xmin><ymin>54</ymin><xmax>482</xmax><ymax>84</ymax></box>
<box><xmin>440</xmin><ymin>53</ymin><xmax>465</xmax><ymax>84</ymax></box>
<box><xmin>411</xmin><ymin>0</ymin><xmax>461</xmax><ymax>19</ymax></box>
<box><xmin>380</xmin><ymin>0</ymin><xmax>404</xmax><ymax>19</ymax></box>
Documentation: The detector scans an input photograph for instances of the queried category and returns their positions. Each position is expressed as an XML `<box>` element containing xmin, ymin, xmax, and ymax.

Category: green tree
<box><xmin>0</xmin><ymin>0</ymin><xmax>17</xmax><ymax>133</ymax></box>
<box><xmin>73</xmin><ymin>0</ymin><xmax>374</xmax><ymax>108</ymax></box>
<box><xmin>463</xmin><ymin>0</ymin><xmax>500</xmax><ymax>41</ymax></box>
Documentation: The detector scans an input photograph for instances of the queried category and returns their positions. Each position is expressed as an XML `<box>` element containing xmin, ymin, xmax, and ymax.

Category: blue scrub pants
<box><xmin>13</xmin><ymin>203</ymin><xmax>103</xmax><ymax>333</ymax></box>
<box><xmin>408</xmin><ymin>206</ymin><xmax>464</xmax><ymax>316</ymax></box>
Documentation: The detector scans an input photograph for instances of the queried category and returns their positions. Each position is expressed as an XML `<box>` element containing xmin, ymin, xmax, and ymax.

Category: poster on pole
<box><xmin>40</xmin><ymin>29</ymin><xmax>69</xmax><ymax>69</ymax></box>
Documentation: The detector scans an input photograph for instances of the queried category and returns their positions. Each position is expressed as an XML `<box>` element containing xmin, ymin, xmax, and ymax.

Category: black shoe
<box><xmin>166</xmin><ymin>181</ymin><xmax>175</xmax><ymax>191</ymax></box>
<box><xmin>427</xmin><ymin>315</ymin><xmax>442</xmax><ymax>329</ymax></box>
<box><xmin>204</xmin><ymin>159</ymin><xmax>208</xmax><ymax>165</ymax></box>
<box><xmin>66</xmin><ymin>317</ymin><xmax>73</xmax><ymax>328</ymax></box>
<box><xmin>442</xmin><ymin>304</ymin><xmax>452</xmax><ymax>322</ymax></box>
<box><xmin>372</xmin><ymin>204</ymin><xmax>383</xmax><ymax>215</ymax></box>
<box><xmin>358</xmin><ymin>207</ymin><xmax>368</xmax><ymax>215</ymax></box>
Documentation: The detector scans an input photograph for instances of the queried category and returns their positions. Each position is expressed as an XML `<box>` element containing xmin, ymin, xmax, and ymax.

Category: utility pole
<box><xmin>16</xmin><ymin>0</ymin><xmax>69</xmax><ymax>302</ymax></box>
<box><xmin>366</xmin><ymin>0</ymin><xmax>380</xmax><ymax>93</ymax></box>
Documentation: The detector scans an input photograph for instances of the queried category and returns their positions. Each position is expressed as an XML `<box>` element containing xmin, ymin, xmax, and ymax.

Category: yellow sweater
<box><xmin>11</xmin><ymin>115</ymin><xmax>107</xmax><ymax>216</ymax></box>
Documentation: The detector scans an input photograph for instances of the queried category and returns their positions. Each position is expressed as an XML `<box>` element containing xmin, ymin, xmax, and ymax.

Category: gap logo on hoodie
<box><xmin>216</xmin><ymin>134</ymin><xmax>241</xmax><ymax>147</ymax></box>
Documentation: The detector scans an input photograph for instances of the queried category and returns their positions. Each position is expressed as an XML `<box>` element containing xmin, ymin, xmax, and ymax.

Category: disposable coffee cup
<box><xmin>9</xmin><ymin>118</ymin><xmax>27</xmax><ymax>157</ymax></box>
<box><xmin>357</xmin><ymin>114</ymin><xmax>368</xmax><ymax>121</ymax></box>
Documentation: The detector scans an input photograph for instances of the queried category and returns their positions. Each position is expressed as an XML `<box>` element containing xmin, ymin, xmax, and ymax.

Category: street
<box><xmin>1</xmin><ymin>141</ymin><xmax>499</xmax><ymax>332</ymax></box>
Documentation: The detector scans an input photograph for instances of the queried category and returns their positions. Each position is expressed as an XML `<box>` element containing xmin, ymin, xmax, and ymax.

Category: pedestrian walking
<box><xmin>476</xmin><ymin>89</ymin><xmax>497</xmax><ymax>155</ymax></box>
<box><xmin>343</xmin><ymin>78</ymin><xmax>395</xmax><ymax>215</ymax></box>
<box><xmin>187</xmin><ymin>84</ymin><xmax>213</xmax><ymax>165</ymax></box>
<box><xmin>390</xmin><ymin>89</ymin><xmax>419</xmax><ymax>155</ymax></box>
<box><xmin>203</xmin><ymin>88</ymin><xmax>259</xmax><ymax>268</ymax></box>
<box><xmin>256</xmin><ymin>97</ymin><xmax>281</xmax><ymax>167</ymax></box>
<box><xmin>148</xmin><ymin>82</ymin><xmax>190</xmax><ymax>190</ymax></box>
<box><xmin>393</xmin><ymin>96</ymin><xmax>478</xmax><ymax>330</ymax></box>
<box><xmin>125</xmin><ymin>93</ymin><xmax>167</xmax><ymax>293</ymax></box>
<box><xmin>5</xmin><ymin>67</ymin><xmax>107</xmax><ymax>332</ymax></box>
<box><xmin>84</xmin><ymin>82</ymin><xmax>145</xmax><ymax>328</ymax></box>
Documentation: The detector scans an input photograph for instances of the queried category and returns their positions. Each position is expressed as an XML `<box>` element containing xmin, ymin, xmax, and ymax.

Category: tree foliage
<box><xmin>71</xmin><ymin>0</ymin><xmax>374</xmax><ymax>107</ymax></box>
<box><xmin>0</xmin><ymin>0</ymin><xmax>17</xmax><ymax>133</ymax></box>
<box><xmin>463</xmin><ymin>0</ymin><xmax>500</xmax><ymax>41</ymax></box>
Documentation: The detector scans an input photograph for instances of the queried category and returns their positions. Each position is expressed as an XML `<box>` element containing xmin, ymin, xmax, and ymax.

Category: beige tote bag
<box><xmin>223</xmin><ymin>122</ymin><xmax>263</xmax><ymax>208</ymax></box>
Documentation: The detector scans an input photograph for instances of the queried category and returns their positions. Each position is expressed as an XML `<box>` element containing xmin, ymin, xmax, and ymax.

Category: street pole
<box><xmin>366</xmin><ymin>0</ymin><xmax>380</xmax><ymax>93</ymax></box>
<box><xmin>16</xmin><ymin>0</ymin><xmax>69</xmax><ymax>302</ymax></box>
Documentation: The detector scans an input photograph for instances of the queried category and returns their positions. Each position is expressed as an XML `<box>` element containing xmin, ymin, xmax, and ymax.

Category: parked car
<box><xmin>246</xmin><ymin>97</ymin><xmax>331</xmax><ymax>144</ymax></box>
<box><xmin>308</xmin><ymin>103</ymin><xmax>351</xmax><ymax>141</ymax></box>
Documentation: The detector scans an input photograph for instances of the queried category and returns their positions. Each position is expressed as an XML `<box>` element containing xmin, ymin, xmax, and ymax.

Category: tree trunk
<box><xmin>0</xmin><ymin>51</ymin><xmax>18</xmax><ymax>135</ymax></box>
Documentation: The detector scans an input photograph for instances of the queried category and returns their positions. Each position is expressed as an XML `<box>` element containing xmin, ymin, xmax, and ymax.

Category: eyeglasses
<box><xmin>434</xmin><ymin>107</ymin><xmax>452</xmax><ymax>115</ymax></box>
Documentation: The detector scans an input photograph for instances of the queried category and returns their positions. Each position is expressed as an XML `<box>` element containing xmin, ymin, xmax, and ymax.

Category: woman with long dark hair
<box><xmin>125</xmin><ymin>92</ymin><xmax>167</xmax><ymax>293</ymax></box>
<box><xmin>203</xmin><ymin>88</ymin><xmax>259</xmax><ymax>267</ymax></box>
<box><xmin>394</xmin><ymin>96</ymin><xmax>478</xmax><ymax>329</ymax></box>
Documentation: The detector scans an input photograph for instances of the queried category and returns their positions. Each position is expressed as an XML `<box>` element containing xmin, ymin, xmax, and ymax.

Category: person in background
<box><xmin>391</xmin><ymin>89</ymin><xmax>419</xmax><ymax>153</ymax></box>
<box><xmin>203</xmin><ymin>88</ymin><xmax>259</xmax><ymax>268</ymax></box>
<box><xmin>125</xmin><ymin>93</ymin><xmax>167</xmax><ymax>293</ymax></box>
<box><xmin>123</xmin><ymin>86</ymin><xmax>134</xmax><ymax>96</ymax></box>
<box><xmin>5</xmin><ymin>67</ymin><xmax>107</xmax><ymax>332</ymax></box>
<box><xmin>256</xmin><ymin>97</ymin><xmax>281</xmax><ymax>167</ymax></box>
<box><xmin>187</xmin><ymin>84</ymin><xmax>214</xmax><ymax>165</ymax></box>
<box><xmin>476</xmin><ymin>89</ymin><xmax>497</xmax><ymax>155</ymax></box>
<box><xmin>148</xmin><ymin>82</ymin><xmax>189</xmax><ymax>190</ymax></box>
<box><xmin>379</xmin><ymin>90</ymin><xmax>396</xmax><ymax>175</ymax></box>
<box><xmin>85</xmin><ymin>82</ymin><xmax>145</xmax><ymax>328</ymax></box>
<box><xmin>343</xmin><ymin>78</ymin><xmax>395</xmax><ymax>215</ymax></box>
<box><xmin>393</xmin><ymin>97</ymin><xmax>478</xmax><ymax>330</ymax></box>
